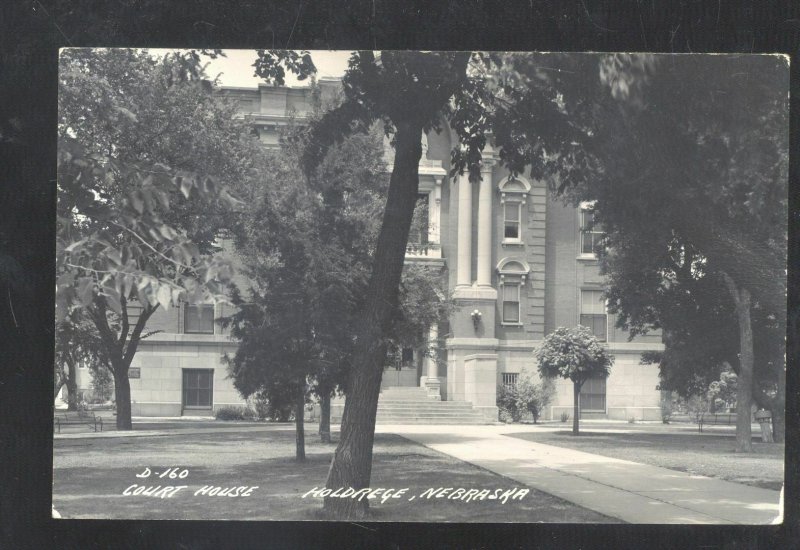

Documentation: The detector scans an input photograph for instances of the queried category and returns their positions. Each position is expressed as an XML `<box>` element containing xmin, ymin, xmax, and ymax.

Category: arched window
<box><xmin>498</xmin><ymin>176</ymin><xmax>532</xmax><ymax>244</ymax></box>
<box><xmin>496</xmin><ymin>258</ymin><xmax>531</xmax><ymax>325</ymax></box>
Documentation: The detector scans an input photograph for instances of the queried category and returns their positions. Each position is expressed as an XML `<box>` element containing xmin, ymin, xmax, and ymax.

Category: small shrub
<box><xmin>215</xmin><ymin>406</ymin><xmax>257</xmax><ymax>421</ymax></box>
<box><xmin>497</xmin><ymin>384</ymin><xmax>521</xmax><ymax>422</ymax></box>
<box><xmin>628</xmin><ymin>417</ymin><xmax>636</xmax><ymax>424</ymax></box>
<box><xmin>247</xmin><ymin>391</ymin><xmax>294</xmax><ymax>421</ymax></box>
<box><xmin>496</xmin><ymin>371</ymin><xmax>555</xmax><ymax>424</ymax></box>
<box><xmin>252</xmin><ymin>394</ymin><xmax>271</xmax><ymax>421</ymax></box>
<box><xmin>560</xmin><ymin>412</ymin><xmax>570</xmax><ymax>423</ymax></box>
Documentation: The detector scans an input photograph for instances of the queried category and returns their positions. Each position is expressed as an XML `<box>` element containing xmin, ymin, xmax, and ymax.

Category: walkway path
<box><xmin>379</xmin><ymin>424</ymin><xmax>782</xmax><ymax>524</ymax></box>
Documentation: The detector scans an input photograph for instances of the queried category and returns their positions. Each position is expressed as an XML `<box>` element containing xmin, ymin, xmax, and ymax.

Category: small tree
<box><xmin>708</xmin><ymin>367</ymin><xmax>738</xmax><ymax>413</ymax></box>
<box><xmin>536</xmin><ymin>326</ymin><xmax>613</xmax><ymax>435</ymax></box>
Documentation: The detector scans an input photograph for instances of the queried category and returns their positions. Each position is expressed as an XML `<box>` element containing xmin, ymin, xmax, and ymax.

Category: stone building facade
<box><xmin>121</xmin><ymin>80</ymin><xmax>664</xmax><ymax>421</ymax></box>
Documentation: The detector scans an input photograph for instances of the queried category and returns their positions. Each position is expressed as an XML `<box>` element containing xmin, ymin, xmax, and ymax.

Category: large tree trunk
<box><xmin>722</xmin><ymin>273</ymin><xmax>753</xmax><ymax>452</ymax></box>
<box><xmin>754</xmin><ymin>363</ymin><xmax>786</xmax><ymax>444</ymax></box>
<box><xmin>771</xmin><ymin>366</ymin><xmax>785</xmax><ymax>443</ymax></box>
<box><xmin>323</xmin><ymin>123</ymin><xmax>423</xmax><ymax>519</ymax></box>
<box><xmin>90</xmin><ymin>299</ymin><xmax>157</xmax><ymax>431</ymax></box>
<box><xmin>295</xmin><ymin>385</ymin><xmax>306</xmax><ymax>462</ymax></box>
<box><xmin>572</xmin><ymin>381</ymin><xmax>581</xmax><ymax>436</ymax></box>
<box><xmin>319</xmin><ymin>393</ymin><xmax>331</xmax><ymax>443</ymax></box>
<box><xmin>66</xmin><ymin>359</ymin><xmax>78</xmax><ymax>411</ymax></box>
<box><xmin>112</xmin><ymin>366</ymin><xmax>132</xmax><ymax>430</ymax></box>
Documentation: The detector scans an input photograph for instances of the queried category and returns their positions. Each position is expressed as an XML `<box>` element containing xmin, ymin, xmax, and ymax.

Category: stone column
<box><xmin>476</xmin><ymin>161</ymin><xmax>494</xmax><ymax>287</ymax></box>
<box><xmin>423</xmin><ymin>324</ymin><xmax>441</xmax><ymax>399</ymax></box>
<box><xmin>455</xmin><ymin>172</ymin><xmax>472</xmax><ymax>288</ymax></box>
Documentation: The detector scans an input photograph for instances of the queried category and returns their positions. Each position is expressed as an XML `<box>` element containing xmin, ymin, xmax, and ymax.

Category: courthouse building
<box><xmin>123</xmin><ymin>80</ymin><xmax>664</xmax><ymax>421</ymax></box>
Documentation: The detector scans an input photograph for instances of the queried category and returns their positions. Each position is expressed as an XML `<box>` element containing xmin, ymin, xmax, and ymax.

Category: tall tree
<box><xmin>57</xmin><ymin>49</ymin><xmax>251</xmax><ymax>429</ymax></box>
<box><xmin>225</xmin><ymin>92</ymin><xmax>451</xmax><ymax>459</ymax></box>
<box><xmin>505</xmin><ymin>54</ymin><xmax>789</xmax><ymax>450</ymax></box>
<box><xmin>255</xmin><ymin>50</ymin><xmax>596</xmax><ymax>518</ymax></box>
<box><xmin>607</xmin><ymin>230</ymin><xmax>786</xmax><ymax>441</ymax></box>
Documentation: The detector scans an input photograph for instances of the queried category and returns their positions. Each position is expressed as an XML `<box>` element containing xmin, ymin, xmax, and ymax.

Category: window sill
<box><xmin>502</xmin><ymin>240</ymin><xmax>524</xmax><ymax>246</ymax></box>
<box><xmin>500</xmin><ymin>322</ymin><xmax>523</xmax><ymax>327</ymax></box>
<box><xmin>576</xmin><ymin>254</ymin><xmax>598</xmax><ymax>261</ymax></box>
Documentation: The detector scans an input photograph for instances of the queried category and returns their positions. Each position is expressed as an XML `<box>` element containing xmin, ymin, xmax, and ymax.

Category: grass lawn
<box><xmin>507</xmin><ymin>425</ymin><xmax>784</xmax><ymax>490</ymax></box>
<box><xmin>53</xmin><ymin>425</ymin><xmax>618</xmax><ymax>522</ymax></box>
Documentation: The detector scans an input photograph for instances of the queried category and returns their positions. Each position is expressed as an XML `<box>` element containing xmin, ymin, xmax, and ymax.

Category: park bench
<box><xmin>697</xmin><ymin>411</ymin><xmax>737</xmax><ymax>432</ymax></box>
<box><xmin>54</xmin><ymin>410</ymin><xmax>103</xmax><ymax>433</ymax></box>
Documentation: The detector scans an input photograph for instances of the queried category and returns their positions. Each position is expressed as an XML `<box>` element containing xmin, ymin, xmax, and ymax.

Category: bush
<box><xmin>215</xmin><ymin>406</ymin><xmax>257</xmax><ymax>421</ymax></box>
<box><xmin>247</xmin><ymin>392</ymin><xmax>294</xmax><ymax>421</ymax></box>
<box><xmin>497</xmin><ymin>372</ymin><xmax>555</xmax><ymax>424</ymax></box>
<box><xmin>560</xmin><ymin>412</ymin><xmax>570</xmax><ymax>423</ymax></box>
<box><xmin>251</xmin><ymin>394</ymin><xmax>271</xmax><ymax>421</ymax></box>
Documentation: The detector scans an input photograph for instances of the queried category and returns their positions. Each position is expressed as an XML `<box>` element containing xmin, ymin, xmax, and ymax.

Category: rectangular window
<box><xmin>502</xmin><ymin>373</ymin><xmax>519</xmax><ymax>388</ymax></box>
<box><xmin>182</xmin><ymin>369</ymin><xmax>213</xmax><ymax>408</ymax></box>
<box><xmin>504</xmin><ymin>202</ymin><xmax>521</xmax><ymax>241</ymax></box>
<box><xmin>184</xmin><ymin>304</ymin><xmax>215</xmax><ymax>334</ymax></box>
<box><xmin>502</xmin><ymin>283</ymin><xmax>521</xmax><ymax>324</ymax></box>
<box><xmin>401</xmin><ymin>347</ymin><xmax>414</xmax><ymax>366</ymax></box>
<box><xmin>580</xmin><ymin>376</ymin><xmax>607</xmax><ymax>412</ymax></box>
<box><xmin>580</xmin><ymin>289</ymin><xmax>607</xmax><ymax>341</ymax></box>
<box><xmin>580</xmin><ymin>209</ymin><xmax>604</xmax><ymax>255</ymax></box>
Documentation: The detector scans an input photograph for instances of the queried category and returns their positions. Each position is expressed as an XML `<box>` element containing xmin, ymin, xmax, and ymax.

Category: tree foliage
<box><xmin>57</xmin><ymin>48</ymin><xmax>255</xmax><ymax>428</ymax></box>
<box><xmin>517</xmin><ymin>54</ymin><xmax>788</xmax><ymax>446</ymax></box>
<box><xmin>708</xmin><ymin>368</ymin><xmax>738</xmax><ymax>413</ymax></box>
<box><xmin>536</xmin><ymin>326</ymin><xmax>613</xmax><ymax>385</ymax></box>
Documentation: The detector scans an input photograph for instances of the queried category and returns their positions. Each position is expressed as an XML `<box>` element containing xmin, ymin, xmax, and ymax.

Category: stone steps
<box><xmin>373</xmin><ymin>387</ymin><xmax>492</xmax><ymax>425</ymax></box>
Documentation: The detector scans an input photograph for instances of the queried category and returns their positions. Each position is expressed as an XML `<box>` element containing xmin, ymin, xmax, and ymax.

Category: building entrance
<box><xmin>380</xmin><ymin>347</ymin><xmax>420</xmax><ymax>389</ymax></box>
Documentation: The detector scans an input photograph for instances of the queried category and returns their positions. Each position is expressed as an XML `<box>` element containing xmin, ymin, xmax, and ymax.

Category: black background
<box><xmin>1</xmin><ymin>1</ymin><xmax>798</xmax><ymax>548</ymax></box>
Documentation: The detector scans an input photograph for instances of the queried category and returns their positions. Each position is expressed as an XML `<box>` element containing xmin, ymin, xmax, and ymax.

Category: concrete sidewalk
<box><xmin>380</xmin><ymin>424</ymin><xmax>781</xmax><ymax>524</ymax></box>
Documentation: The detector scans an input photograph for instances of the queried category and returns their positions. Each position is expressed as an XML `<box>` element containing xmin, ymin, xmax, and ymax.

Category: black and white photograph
<box><xmin>52</xmin><ymin>48</ymin><xmax>789</xmax><ymax>525</ymax></box>
<box><xmin>49</xmin><ymin>48</ymin><xmax>788</xmax><ymax>525</ymax></box>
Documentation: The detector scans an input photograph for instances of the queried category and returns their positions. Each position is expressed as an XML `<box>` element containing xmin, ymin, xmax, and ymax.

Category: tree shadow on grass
<box><xmin>52</xmin><ymin>431</ymin><xmax>619</xmax><ymax>522</ymax></box>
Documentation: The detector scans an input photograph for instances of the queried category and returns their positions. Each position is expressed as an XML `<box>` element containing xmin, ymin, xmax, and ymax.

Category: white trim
<box><xmin>463</xmin><ymin>353</ymin><xmax>499</xmax><ymax>361</ymax></box>
<box><xmin>496</xmin><ymin>257</ymin><xmax>531</xmax><ymax>275</ymax></box>
<box><xmin>498</xmin><ymin>175</ymin><xmax>532</xmax><ymax>195</ymax></box>
<box><xmin>446</xmin><ymin>338</ymin><xmax>500</xmax><ymax>350</ymax></box>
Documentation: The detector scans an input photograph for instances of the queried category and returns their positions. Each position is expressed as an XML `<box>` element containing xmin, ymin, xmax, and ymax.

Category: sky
<box><xmin>149</xmin><ymin>49</ymin><xmax>352</xmax><ymax>88</ymax></box>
